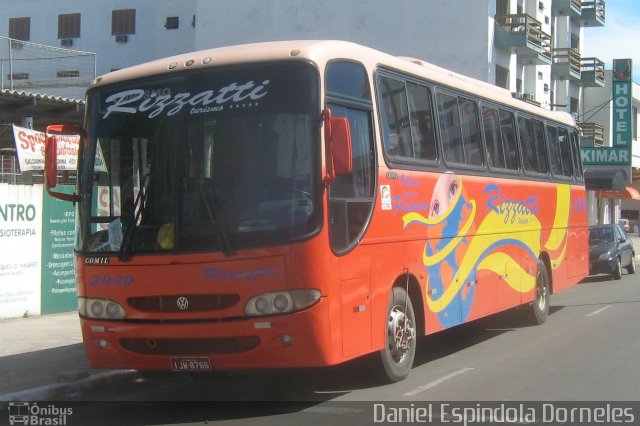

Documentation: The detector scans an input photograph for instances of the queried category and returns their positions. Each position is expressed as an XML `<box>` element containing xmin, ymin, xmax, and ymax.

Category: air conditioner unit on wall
<box><xmin>115</xmin><ymin>35</ymin><xmax>128</xmax><ymax>43</ymax></box>
<box><xmin>60</xmin><ymin>39</ymin><xmax>73</xmax><ymax>47</ymax></box>
<box><xmin>511</xmin><ymin>92</ymin><xmax>535</xmax><ymax>102</ymax></box>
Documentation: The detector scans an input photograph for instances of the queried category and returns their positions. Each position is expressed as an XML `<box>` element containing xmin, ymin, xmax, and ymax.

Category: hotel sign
<box><xmin>580</xmin><ymin>59</ymin><xmax>633</xmax><ymax>190</ymax></box>
<box><xmin>612</xmin><ymin>58</ymin><xmax>632</xmax><ymax>152</ymax></box>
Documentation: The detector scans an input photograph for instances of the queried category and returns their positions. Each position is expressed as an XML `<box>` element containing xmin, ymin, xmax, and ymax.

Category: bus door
<box><xmin>326</xmin><ymin>61</ymin><xmax>376</xmax><ymax>359</ymax></box>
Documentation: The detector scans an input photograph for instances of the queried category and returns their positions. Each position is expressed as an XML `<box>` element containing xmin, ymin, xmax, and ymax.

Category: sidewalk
<box><xmin>0</xmin><ymin>312</ymin><xmax>134</xmax><ymax>402</ymax></box>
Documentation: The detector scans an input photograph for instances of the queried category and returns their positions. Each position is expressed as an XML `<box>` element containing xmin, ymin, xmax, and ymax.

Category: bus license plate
<box><xmin>170</xmin><ymin>357</ymin><xmax>212</xmax><ymax>371</ymax></box>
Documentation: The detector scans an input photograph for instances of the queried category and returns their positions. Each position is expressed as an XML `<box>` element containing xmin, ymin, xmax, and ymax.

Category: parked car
<box><xmin>589</xmin><ymin>224</ymin><xmax>636</xmax><ymax>279</ymax></box>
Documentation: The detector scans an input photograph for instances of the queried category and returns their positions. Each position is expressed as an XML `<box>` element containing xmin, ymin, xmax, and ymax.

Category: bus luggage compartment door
<box><xmin>340</xmin><ymin>277</ymin><xmax>371</xmax><ymax>359</ymax></box>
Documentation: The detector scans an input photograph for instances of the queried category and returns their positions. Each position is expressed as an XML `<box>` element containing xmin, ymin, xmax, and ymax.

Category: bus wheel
<box><xmin>532</xmin><ymin>260</ymin><xmax>550</xmax><ymax>324</ymax></box>
<box><xmin>380</xmin><ymin>286</ymin><xmax>416</xmax><ymax>382</ymax></box>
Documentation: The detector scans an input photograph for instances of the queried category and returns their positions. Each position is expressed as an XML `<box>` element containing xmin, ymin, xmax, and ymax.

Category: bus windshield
<box><xmin>78</xmin><ymin>62</ymin><xmax>320</xmax><ymax>257</ymax></box>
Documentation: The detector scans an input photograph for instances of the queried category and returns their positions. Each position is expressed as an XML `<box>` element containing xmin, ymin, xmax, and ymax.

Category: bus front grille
<box><xmin>128</xmin><ymin>294</ymin><xmax>240</xmax><ymax>313</ymax></box>
<box><xmin>120</xmin><ymin>336</ymin><xmax>260</xmax><ymax>355</ymax></box>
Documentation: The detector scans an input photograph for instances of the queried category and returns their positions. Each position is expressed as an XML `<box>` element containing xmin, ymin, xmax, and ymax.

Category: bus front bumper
<box><xmin>80</xmin><ymin>299</ymin><xmax>333</xmax><ymax>371</ymax></box>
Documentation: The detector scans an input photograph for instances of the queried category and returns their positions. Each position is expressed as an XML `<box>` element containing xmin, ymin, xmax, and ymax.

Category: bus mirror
<box><xmin>45</xmin><ymin>124</ymin><xmax>81</xmax><ymax>203</ymax></box>
<box><xmin>330</xmin><ymin>117</ymin><xmax>353</xmax><ymax>176</ymax></box>
<box><xmin>44</xmin><ymin>131</ymin><xmax>58</xmax><ymax>190</ymax></box>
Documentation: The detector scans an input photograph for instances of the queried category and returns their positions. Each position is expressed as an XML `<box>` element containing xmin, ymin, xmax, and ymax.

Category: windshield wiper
<box><xmin>199</xmin><ymin>180</ymin><xmax>235</xmax><ymax>257</ymax></box>
<box><xmin>119</xmin><ymin>174</ymin><xmax>150</xmax><ymax>261</ymax></box>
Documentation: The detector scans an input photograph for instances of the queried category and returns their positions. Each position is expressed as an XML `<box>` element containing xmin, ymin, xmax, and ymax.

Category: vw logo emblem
<box><xmin>176</xmin><ymin>297</ymin><xmax>189</xmax><ymax>310</ymax></box>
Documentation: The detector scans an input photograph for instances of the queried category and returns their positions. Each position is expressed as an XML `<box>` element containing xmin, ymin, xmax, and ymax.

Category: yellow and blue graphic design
<box><xmin>402</xmin><ymin>173</ymin><xmax>570</xmax><ymax>328</ymax></box>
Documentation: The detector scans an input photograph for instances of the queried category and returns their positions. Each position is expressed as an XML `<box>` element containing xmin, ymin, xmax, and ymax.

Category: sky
<box><xmin>582</xmin><ymin>0</ymin><xmax>640</xmax><ymax>82</ymax></box>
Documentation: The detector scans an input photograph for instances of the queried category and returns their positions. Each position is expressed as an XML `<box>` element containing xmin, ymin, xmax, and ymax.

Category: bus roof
<box><xmin>91</xmin><ymin>40</ymin><xmax>575</xmax><ymax>127</ymax></box>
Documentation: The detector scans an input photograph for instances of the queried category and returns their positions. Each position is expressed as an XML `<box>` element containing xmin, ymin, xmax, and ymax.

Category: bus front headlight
<box><xmin>245</xmin><ymin>289</ymin><xmax>321</xmax><ymax>316</ymax></box>
<box><xmin>79</xmin><ymin>297</ymin><xmax>126</xmax><ymax>320</ymax></box>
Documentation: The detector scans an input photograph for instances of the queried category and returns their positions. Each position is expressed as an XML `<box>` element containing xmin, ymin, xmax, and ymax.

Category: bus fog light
<box><xmin>281</xmin><ymin>334</ymin><xmax>293</xmax><ymax>346</ymax></box>
<box><xmin>98</xmin><ymin>338</ymin><xmax>108</xmax><ymax>349</ymax></box>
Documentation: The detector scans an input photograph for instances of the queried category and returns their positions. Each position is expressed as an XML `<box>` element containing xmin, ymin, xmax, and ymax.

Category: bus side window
<box><xmin>547</xmin><ymin>125</ymin><xmax>562</xmax><ymax>176</ymax></box>
<box><xmin>437</xmin><ymin>92</ymin><xmax>464</xmax><ymax>164</ymax></box>
<box><xmin>378</xmin><ymin>76</ymin><xmax>412</xmax><ymax>157</ymax></box>
<box><xmin>499</xmin><ymin>109</ymin><xmax>520</xmax><ymax>171</ymax></box>
<box><xmin>570</xmin><ymin>131</ymin><xmax>583</xmax><ymax>179</ymax></box>
<box><xmin>531</xmin><ymin>119</ymin><xmax>549</xmax><ymax>174</ymax></box>
<box><xmin>406</xmin><ymin>82</ymin><xmax>437</xmax><ymax>161</ymax></box>
<box><xmin>437</xmin><ymin>92</ymin><xmax>483</xmax><ymax>167</ymax></box>
<box><xmin>518</xmin><ymin>116</ymin><xmax>548</xmax><ymax>174</ymax></box>
<box><xmin>518</xmin><ymin>116</ymin><xmax>534</xmax><ymax>172</ymax></box>
<box><xmin>377</xmin><ymin>76</ymin><xmax>437</xmax><ymax>163</ymax></box>
<box><xmin>557</xmin><ymin>127</ymin><xmax>573</xmax><ymax>177</ymax></box>
<box><xmin>482</xmin><ymin>106</ymin><xmax>504</xmax><ymax>169</ymax></box>
<box><xmin>459</xmin><ymin>98</ymin><xmax>483</xmax><ymax>166</ymax></box>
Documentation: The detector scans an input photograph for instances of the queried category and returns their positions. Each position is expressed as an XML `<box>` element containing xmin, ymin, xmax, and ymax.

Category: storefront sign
<box><xmin>12</xmin><ymin>125</ymin><xmax>79</xmax><ymax>172</ymax></box>
<box><xmin>581</xmin><ymin>147</ymin><xmax>630</xmax><ymax>165</ymax></box>
<box><xmin>0</xmin><ymin>184</ymin><xmax>43</xmax><ymax>318</ymax></box>
<box><xmin>41</xmin><ymin>185</ymin><xmax>77</xmax><ymax>314</ymax></box>
<box><xmin>12</xmin><ymin>125</ymin><xmax>107</xmax><ymax>173</ymax></box>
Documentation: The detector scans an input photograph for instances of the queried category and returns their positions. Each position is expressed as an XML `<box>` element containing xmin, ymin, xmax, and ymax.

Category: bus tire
<box><xmin>532</xmin><ymin>259</ymin><xmax>550</xmax><ymax>325</ymax></box>
<box><xmin>380</xmin><ymin>286</ymin><xmax>416</xmax><ymax>382</ymax></box>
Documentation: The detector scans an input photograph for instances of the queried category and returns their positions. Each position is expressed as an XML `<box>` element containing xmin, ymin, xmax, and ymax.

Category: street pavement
<box><xmin>0</xmin><ymin>312</ymin><xmax>135</xmax><ymax>403</ymax></box>
<box><xmin>1</xmin><ymin>234</ymin><xmax>639</xmax><ymax>403</ymax></box>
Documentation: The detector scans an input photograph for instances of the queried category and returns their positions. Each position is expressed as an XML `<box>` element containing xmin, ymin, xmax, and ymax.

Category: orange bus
<box><xmin>45</xmin><ymin>40</ymin><xmax>588</xmax><ymax>382</ymax></box>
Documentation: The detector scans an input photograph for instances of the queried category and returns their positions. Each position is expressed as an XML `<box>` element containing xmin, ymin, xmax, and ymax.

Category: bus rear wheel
<box><xmin>380</xmin><ymin>286</ymin><xmax>416</xmax><ymax>382</ymax></box>
<box><xmin>532</xmin><ymin>259</ymin><xmax>550</xmax><ymax>324</ymax></box>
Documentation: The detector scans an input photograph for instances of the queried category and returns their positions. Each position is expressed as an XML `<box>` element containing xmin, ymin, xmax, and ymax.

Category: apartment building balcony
<box><xmin>495</xmin><ymin>14</ymin><xmax>552</xmax><ymax>65</ymax></box>
<box><xmin>579</xmin><ymin>122</ymin><xmax>605</xmax><ymax>146</ymax></box>
<box><xmin>552</xmin><ymin>0</ymin><xmax>582</xmax><ymax>18</ymax></box>
<box><xmin>552</xmin><ymin>48</ymin><xmax>582</xmax><ymax>81</ymax></box>
<box><xmin>580</xmin><ymin>57</ymin><xmax>605</xmax><ymax>87</ymax></box>
<box><xmin>580</xmin><ymin>0</ymin><xmax>605</xmax><ymax>27</ymax></box>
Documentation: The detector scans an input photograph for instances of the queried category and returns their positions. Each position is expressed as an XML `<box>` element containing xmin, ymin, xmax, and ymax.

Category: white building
<box><xmin>2</xmin><ymin>0</ymin><xmax>610</xmax><ymax>181</ymax></box>
<box><xmin>1</xmin><ymin>0</ymin><xmax>605</xmax><ymax>106</ymax></box>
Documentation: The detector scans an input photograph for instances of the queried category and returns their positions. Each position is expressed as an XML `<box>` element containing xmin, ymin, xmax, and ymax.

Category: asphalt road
<box><xmin>42</xmin><ymin>270</ymin><xmax>640</xmax><ymax>425</ymax></box>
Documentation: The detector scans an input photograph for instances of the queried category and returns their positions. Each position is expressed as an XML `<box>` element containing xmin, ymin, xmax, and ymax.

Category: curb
<box><xmin>0</xmin><ymin>370</ymin><xmax>137</xmax><ymax>406</ymax></box>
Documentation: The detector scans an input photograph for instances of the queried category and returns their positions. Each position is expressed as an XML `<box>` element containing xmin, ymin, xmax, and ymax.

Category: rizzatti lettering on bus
<box><xmin>484</xmin><ymin>183</ymin><xmax>540</xmax><ymax>225</ymax></box>
<box><xmin>203</xmin><ymin>267</ymin><xmax>277</xmax><ymax>282</ymax></box>
<box><xmin>402</xmin><ymin>173</ymin><xmax>571</xmax><ymax>328</ymax></box>
<box><xmin>102</xmin><ymin>80</ymin><xmax>271</xmax><ymax>118</ymax></box>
